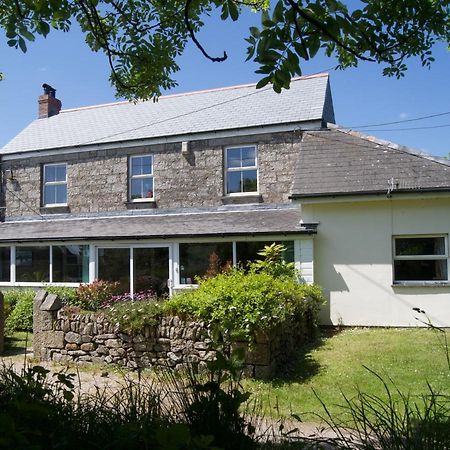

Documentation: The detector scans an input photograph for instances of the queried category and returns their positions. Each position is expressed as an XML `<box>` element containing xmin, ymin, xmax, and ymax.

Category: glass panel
<box><xmin>242</xmin><ymin>170</ymin><xmax>257</xmax><ymax>192</ymax></box>
<box><xmin>241</xmin><ymin>147</ymin><xmax>256</xmax><ymax>167</ymax></box>
<box><xmin>0</xmin><ymin>247</ymin><xmax>10</xmax><ymax>282</ymax></box>
<box><xmin>394</xmin><ymin>259</ymin><xmax>448</xmax><ymax>281</ymax></box>
<box><xmin>44</xmin><ymin>185</ymin><xmax>54</xmax><ymax>205</ymax></box>
<box><xmin>134</xmin><ymin>247</ymin><xmax>169</xmax><ymax>296</ymax></box>
<box><xmin>55</xmin><ymin>164</ymin><xmax>66</xmax><ymax>182</ymax></box>
<box><xmin>131</xmin><ymin>177</ymin><xmax>153</xmax><ymax>199</ymax></box>
<box><xmin>55</xmin><ymin>184</ymin><xmax>67</xmax><ymax>204</ymax></box>
<box><xmin>227</xmin><ymin>171</ymin><xmax>241</xmax><ymax>194</ymax></box>
<box><xmin>180</xmin><ymin>243</ymin><xmax>233</xmax><ymax>284</ymax></box>
<box><xmin>16</xmin><ymin>246</ymin><xmax>50</xmax><ymax>282</ymax></box>
<box><xmin>396</xmin><ymin>237</ymin><xmax>446</xmax><ymax>256</ymax></box>
<box><xmin>226</xmin><ymin>148</ymin><xmax>241</xmax><ymax>168</ymax></box>
<box><xmin>131</xmin><ymin>156</ymin><xmax>152</xmax><ymax>176</ymax></box>
<box><xmin>98</xmin><ymin>248</ymin><xmax>130</xmax><ymax>293</ymax></box>
<box><xmin>44</xmin><ymin>165</ymin><xmax>56</xmax><ymax>183</ymax></box>
<box><xmin>52</xmin><ymin>245</ymin><xmax>89</xmax><ymax>283</ymax></box>
<box><xmin>236</xmin><ymin>241</ymin><xmax>294</xmax><ymax>267</ymax></box>
<box><xmin>141</xmin><ymin>156</ymin><xmax>153</xmax><ymax>175</ymax></box>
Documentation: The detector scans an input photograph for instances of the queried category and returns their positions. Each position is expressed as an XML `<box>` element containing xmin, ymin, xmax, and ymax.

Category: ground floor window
<box><xmin>179</xmin><ymin>242</ymin><xmax>233</xmax><ymax>284</ymax></box>
<box><xmin>236</xmin><ymin>241</ymin><xmax>294</xmax><ymax>267</ymax></box>
<box><xmin>98</xmin><ymin>248</ymin><xmax>130</xmax><ymax>293</ymax></box>
<box><xmin>393</xmin><ymin>235</ymin><xmax>448</xmax><ymax>283</ymax></box>
<box><xmin>53</xmin><ymin>245</ymin><xmax>89</xmax><ymax>283</ymax></box>
<box><xmin>0</xmin><ymin>238</ymin><xmax>303</xmax><ymax>290</ymax></box>
<box><xmin>16</xmin><ymin>246</ymin><xmax>50</xmax><ymax>283</ymax></box>
<box><xmin>0</xmin><ymin>247</ymin><xmax>10</xmax><ymax>282</ymax></box>
<box><xmin>134</xmin><ymin>247</ymin><xmax>169</xmax><ymax>296</ymax></box>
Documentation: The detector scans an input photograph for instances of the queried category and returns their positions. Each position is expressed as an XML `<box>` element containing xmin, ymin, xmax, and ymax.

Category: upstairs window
<box><xmin>129</xmin><ymin>155</ymin><xmax>154</xmax><ymax>201</ymax></box>
<box><xmin>393</xmin><ymin>236</ymin><xmax>448</xmax><ymax>283</ymax></box>
<box><xmin>225</xmin><ymin>146</ymin><xmax>258</xmax><ymax>194</ymax></box>
<box><xmin>43</xmin><ymin>163</ymin><xmax>67</xmax><ymax>206</ymax></box>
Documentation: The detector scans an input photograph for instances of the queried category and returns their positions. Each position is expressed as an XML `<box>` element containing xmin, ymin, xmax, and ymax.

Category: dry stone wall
<box><xmin>34</xmin><ymin>291</ymin><xmax>311</xmax><ymax>378</ymax></box>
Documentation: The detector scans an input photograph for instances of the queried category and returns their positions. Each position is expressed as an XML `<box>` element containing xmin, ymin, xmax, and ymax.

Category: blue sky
<box><xmin>0</xmin><ymin>8</ymin><xmax>449</xmax><ymax>157</ymax></box>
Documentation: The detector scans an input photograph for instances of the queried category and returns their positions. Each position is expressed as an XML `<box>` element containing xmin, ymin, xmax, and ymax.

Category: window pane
<box><xmin>242</xmin><ymin>170</ymin><xmax>257</xmax><ymax>192</ymax></box>
<box><xmin>53</xmin><ymin>245</ymin><xmax>89</xmax><ymax>283</ymax></box>
<box><xmin>241</xmin><ymin>147</ymin><xmax>256</xmax><ymax>167</ymax></box>
<box><xmin>16</xmin><ymin>246</ymin><xmax>50</xmax><ymax>282</ymax></box>
<box><xmin>55</xmin><ymin>184</ymin><xmax>67</xmax><ymax>204</ymax></box>
<box><xmin>396</xmin><ymin>237</ymin><xmax>446</xmax><ymax>256</ymax></box>
<box><xmin>131</xmin><ymin>156</ymin><xmax>152</xmax><ymax>176</ymax></box>
<box><xmin>394</xmin><ymin>259</ymin><xmax>448</xmax><ymax>281</ymax></box>
<box><xmin>227</xmin><ymin>171</ymin><xmax>241</xmax><ymax>194</ymax></box>
<box><xmin>55</xmin><ymin>164</ymin><xmax>66</xmax><ymax>182</ymax></box>
<box><xmin>131</xmin><ymin>177</ymin><xmax>153</xmax><ymax>199</ymax></box>
<box><xmin>134</xmin><ymin>247</ymin><xmax>169</xmax><ymax>296</ymax></box>
<box><xmin>180</xmin><ymin>243</ymin><xmax>233</xmax><ymax>284</ymax></box>
<box><xmin>44</xmin><ymin>185</ymin><xmax>56</xmax><ymax>205</ymax></box>
<box><xmin>226</xmin><ymin>148</ymin><xmax>241</xmax><ymax>168</ymax></box>
<box><xmin>44</xmin><ymin>165</ymin><xmax>56</xmax><ymax>182</ymax></box>
<box><xmin>236</xmin><ymin>241</ymin><xmax>294</xmax><ymax>267</ymax></box>
<box><xmin>98</xmin><ymin>248</ymin><xmax>130</xmax><ymax>293</ymax></box>
<box><xmin>0</xmin><ymin>247</ymin><xmax>10</xmax><ymax>282</ymax></box>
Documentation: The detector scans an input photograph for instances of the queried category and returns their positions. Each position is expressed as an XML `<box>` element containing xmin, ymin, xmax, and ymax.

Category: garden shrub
<box><xmin>46</xmin><ymin>286</ymin><xmax>77</xmax><ymax>305</ymax></box>
<box><xmin>164</xmin><ymin>268</ymin><xmax>324</xmax><ymax>343</ymax></box>
<box><xmin>4</xmin><ymin>289</ymin><xmax>35</xmax><ymax>334</ymax></box>
<box><xmin>105</xmin><ymin>293</ymin><xmax>162</xmax><ymax>333</ymax></box>
<box><xmin>73</xmin><ymin>280</ymin><xmax>120</xmax><ymax>311</ymax></box>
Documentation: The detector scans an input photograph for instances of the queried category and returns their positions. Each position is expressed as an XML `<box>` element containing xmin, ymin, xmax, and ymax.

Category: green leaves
<box><xmin>0</xmin><ymin>0</ymin><xmax>448</xmax><ymax>99</ymax></box>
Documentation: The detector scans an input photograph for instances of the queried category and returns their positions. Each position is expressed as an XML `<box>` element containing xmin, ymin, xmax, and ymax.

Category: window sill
<box><xmin>125</xmin><ymin>200</ymin><xmax>157</xmax><ymax>210</ymax></box>
<box><xmin>392</xmin><ymin>282</ymin><xmax>450</xmax><ymax>287</ymax></box>
<box><xmin>221</xmin><ymin>194</ymin><xmax>262</xmax><ymax>205</ymax></box>
<box><xmin>40</xmin><ymin>205</ymin><xmax>70</xmax><ymax>214</ymax></box>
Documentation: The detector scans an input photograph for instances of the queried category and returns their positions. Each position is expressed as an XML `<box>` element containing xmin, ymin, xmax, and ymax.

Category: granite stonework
<box><xmin>33</xmin><ymin>291</ymin><xmax>312</xmax><ymax>378</ymax></box>
<box><xmin>4</xmin><ymin>132</ymin><xmax>301</xmax><ymax>218</ymax></box>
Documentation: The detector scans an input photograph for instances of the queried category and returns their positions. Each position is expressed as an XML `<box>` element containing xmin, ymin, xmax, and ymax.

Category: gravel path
<box><xmin>1</xmin><ymin>349</ymin><xmax>346</xmax><ymax>449</ymax></box>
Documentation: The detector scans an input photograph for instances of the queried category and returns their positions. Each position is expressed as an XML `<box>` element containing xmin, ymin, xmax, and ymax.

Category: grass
<box><xmin>245</xmin><ymin>327</ymin><xmax>450</xmax><ymax>420</ymax></box>
<box><xmin>2</xmin><ymin>331</ymin><xmax>33</xmax><ymax>356</ymax></box>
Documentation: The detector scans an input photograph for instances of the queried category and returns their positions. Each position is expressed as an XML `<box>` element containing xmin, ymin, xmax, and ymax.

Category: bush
<box><xmin>46</xmin><ymin>286</ymin><xmax>77</xmax><ymax>305</ymax></box>
<box><xmin>164</xmin><ymin>268</ymin><xmax>324</xmax><ymax>343</ymax></box>
<box><xmin>105</xmin><ymin>298</ymin><xmax>163</xmax><ymax>333</ymax></box>
<box><xmin>4</xmin><ymin>289</ymin><xmax>35</xmax><ymax>334</ymax></box>
<box><xmin>73</xmin><ymin>280</ymin><xmax>120</xmax><ymax>311</ymax></box>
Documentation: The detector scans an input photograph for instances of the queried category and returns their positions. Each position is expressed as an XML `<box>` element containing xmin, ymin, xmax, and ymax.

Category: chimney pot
<box><xmin>39</xmin><ymin>83</ymin><xmax>62</xmax><ymax>118</ymax></box>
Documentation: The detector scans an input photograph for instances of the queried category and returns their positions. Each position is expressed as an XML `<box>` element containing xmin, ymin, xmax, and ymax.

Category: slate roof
<box><xmin>1</xmin><ymin>73</ymin><xmax>334</xmax><ymax>156</ymax></box>
<box><xmin>0</xmin><ymin>207</ymin><xmax>315</xmax><ymax>242</ymax></box>
<box><xmin>291</xmin><ymin>127</ymin><xmax>450</xmax><ymax>198</ymax></box>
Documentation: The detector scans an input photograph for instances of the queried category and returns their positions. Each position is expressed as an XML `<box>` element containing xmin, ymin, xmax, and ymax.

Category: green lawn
<box><xmin>2</xmin><ymin>332</ymin><xmax>33</xmax><ymax>356</ymax></box>
<box><xmin>245</xmin><ymin>327</ymin><xmax>450</xmax><ymax>420</ymax></box>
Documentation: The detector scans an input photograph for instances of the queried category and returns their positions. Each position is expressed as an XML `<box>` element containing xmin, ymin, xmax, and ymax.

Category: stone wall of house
<box><xmin>4</xmin><ymin>132</ymin><xmax>301</xmax><ymax>218</ymax></box>
<box><xmin>33</xmin><ymin>291</ymin><xmax>311</xmax><ymax>378</ymax></box>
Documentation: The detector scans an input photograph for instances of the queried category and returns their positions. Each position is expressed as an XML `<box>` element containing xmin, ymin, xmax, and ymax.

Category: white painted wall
<box><xmin>301</xmin><ymin>195</ymin><xmax>450</xmax><ymax>327</ymax></box>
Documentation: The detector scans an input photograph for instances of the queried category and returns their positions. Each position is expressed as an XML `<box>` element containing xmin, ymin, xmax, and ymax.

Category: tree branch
<box><xmin>285</xmin><ymin>0</ymin><xmax>377</xmax><ymax>63</ymax></box>
<box><xmin>184</xmin><ymin>0</ymin><xmax>227</xmax><ymax>62</ymax></box>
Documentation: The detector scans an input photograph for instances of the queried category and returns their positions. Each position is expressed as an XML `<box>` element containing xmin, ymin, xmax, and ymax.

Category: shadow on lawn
<box><xmin>2</xmin><ymin>334</ymin><xmax>32</xmax><ymax>357</ymax></box>
<box><xmin>269</xmin><ymin>327</ymin><xmax>342</xmax><ymax>386</ymax></box>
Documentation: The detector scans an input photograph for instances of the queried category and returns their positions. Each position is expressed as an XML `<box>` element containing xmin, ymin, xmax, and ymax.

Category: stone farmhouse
<box><xmin>1</xmin><ymin>74</ymin><xmax>449</xmax><ymax>327</ymax></box>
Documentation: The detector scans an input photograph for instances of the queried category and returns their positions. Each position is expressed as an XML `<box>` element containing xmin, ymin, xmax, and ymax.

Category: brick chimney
<box><xmin>38</xmin><ymin>83</ymin><xmax>62</xmax><ymax>118</ymax></box>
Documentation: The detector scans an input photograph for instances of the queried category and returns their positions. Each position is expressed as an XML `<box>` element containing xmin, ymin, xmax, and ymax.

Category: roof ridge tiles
<box><xmin>324</xmin><ymin>123</ymin><xmax>450</xmax><ymax>168</ymax></box>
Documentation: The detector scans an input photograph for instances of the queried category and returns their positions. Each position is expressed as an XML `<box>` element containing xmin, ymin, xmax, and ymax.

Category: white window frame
<box><xmin>43</xmin><ymin>163</ymin><xmax>68</xmax><ymax>206</ymax></box>
<box><xmin>393</xmin><ymin>234</ymin><xmax>449</xmax><ymax>284</ymax></box>
<box><xmin>224</xmin><ymin>145</ymin><xmax>258</xmax><ymax>196</ymax></box>
<box><xmin>129</xmin><ymin>154</ymin><xmax>154</xmax><ymax>202</ymax></box>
